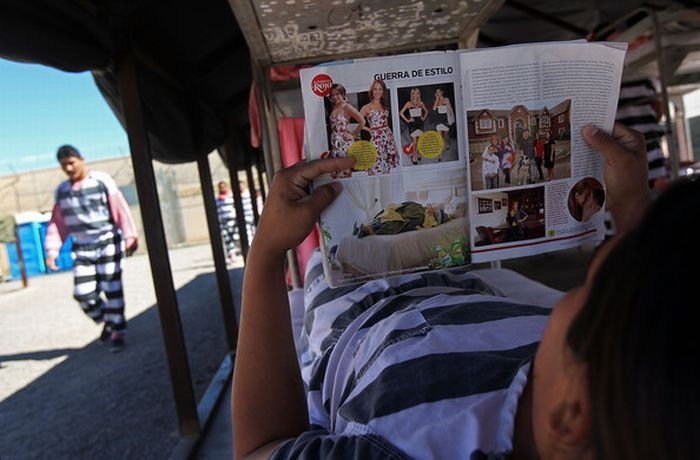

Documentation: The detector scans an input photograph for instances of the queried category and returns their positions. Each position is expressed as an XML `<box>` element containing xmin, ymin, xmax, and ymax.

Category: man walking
<box><xmin>44</xmin><ymin>145</ymin><xmax>138</xmax><ymax>352</ymax></box>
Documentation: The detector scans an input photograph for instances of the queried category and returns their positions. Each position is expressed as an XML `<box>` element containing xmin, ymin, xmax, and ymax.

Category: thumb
<box><xmin>306</xmin><ymin>181</ymin><xmax>343</xmax><ymax>216</ymax></box>
<box><xmin>581</xmin><ymin>125</ymin><xmax>619</xmax><ymax>157</ymax></box>
<box><xmin>581</xmin><ymin>124</ymin><xmax>627</xmax><ymax>164</ymax></box>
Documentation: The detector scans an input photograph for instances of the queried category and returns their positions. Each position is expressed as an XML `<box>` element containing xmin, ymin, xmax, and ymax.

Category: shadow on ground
<box><xmin>0</xmin><ymin>268</ymin><xmax>243</xmax><ymax>460</ymax></box>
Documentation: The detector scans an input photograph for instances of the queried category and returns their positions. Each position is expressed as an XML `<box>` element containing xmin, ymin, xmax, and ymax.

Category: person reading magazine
<box><xmin>232</xmin><ymin>123</ymin><xmax>699</xmax><ymax>459</ymax></box>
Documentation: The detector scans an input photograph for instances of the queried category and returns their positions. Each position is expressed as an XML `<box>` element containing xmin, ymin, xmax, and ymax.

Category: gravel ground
<box><xmin>0</xmin><ymin>244</ymin><xmax>243</xmax><ymax>460</ymax></box>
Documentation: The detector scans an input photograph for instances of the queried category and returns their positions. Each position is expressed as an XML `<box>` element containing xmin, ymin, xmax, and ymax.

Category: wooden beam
<box><xmin>220</xmin><ymin>141</ymin><xmax>250</xmax><ymax>261</ymax></box>
<box><xmin>227</xmin><ymin>0</ymin><xmax>272</xmax><ymax>66</ymax></box>
<box><xmin>255</xmin><ymin>154</ymin><xmax>267</xmax><ymax>204</ymax></box>
<box><xmin>504</xmin><ymin>0</ymin><xmax>589</xmax><ymax>37</ymax></box>
<box><xmin>117</xmin><ymin>49</ymin><xmax>199</xmax><ymax>437</ymax></box>
<box><xmin>13</xmin><ymin>226</ymin><xmax>28</xmax><ymax>288</ymax></box>
<box><xmin>458</xmin><ymin>0</ymin><xmax>504</xmax><ymax>46</ymax></box>
<box><xmin>653</xmin><ymin>11</ymin><xmax>680</xmax><ymax>179</ymax></box>
<box><xmin>197</xmin><ymin>155</ymin><xmax>239</xmax><ymax>351</ymax></box>
<box><xmin>244</xmin><ymin>157</ymin><xmax>260</xmax><ymax>225</ymax></box>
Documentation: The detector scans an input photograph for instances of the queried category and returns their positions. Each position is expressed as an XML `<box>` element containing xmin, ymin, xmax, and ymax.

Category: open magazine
<box><xmin>300</xmin><ymin>41</ymin><xmax>627</xmax><ymax>287</ymax></box>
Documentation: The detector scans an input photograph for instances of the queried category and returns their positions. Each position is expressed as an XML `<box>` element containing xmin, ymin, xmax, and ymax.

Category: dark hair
<box><xmin>368</xmin><ymin>79</ymin><xmax>389</xmax><ymax>109</ymax></box>
<box><xmin>330</xmin><ymin>83</ymin><xmax>347</xmax><ymax>98</ymax></box>
<box><xmin>568</xmin><ymin>177</ymin><xmax>604</xmax><ymax>222</ymax></box>
<box><xmin>592</xmin><ymin>188</ymin><xmax>605</xmax><ymax>207</ymax></box>
<box><xmin>56</xmin><ymin>145</ymin><xmax>82</xmax><ymax>161</ymax></box>
<box><xmin>567</xmin><ymin>177</ymin><xmax>700</xmax><ymax>459</ymax></box>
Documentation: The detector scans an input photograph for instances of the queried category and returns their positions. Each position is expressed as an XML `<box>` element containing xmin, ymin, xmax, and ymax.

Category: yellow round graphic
<box><xmin>347</xmin><ymin>140</ymin><xmax>378</xmax><ymax>171</ymax></box>
<box><xmin>417</xmin><ymin>131</ymin><xmax>445</xmax><ymax>159</ymax></box>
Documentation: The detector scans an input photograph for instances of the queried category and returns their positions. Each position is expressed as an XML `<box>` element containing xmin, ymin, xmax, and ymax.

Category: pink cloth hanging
<box><xmin>248</xmin><ymin>83</ymin><xmax>261</xmax><ymax>148</ymax></box>
<box><xmin>278</xmin><ymin>117</ymin><xmax>319</xmax><ymax>286</ymax></box>
<box><xmin>249</xmin><ymin>65</ymin><xmax>310</xmax><ymax>149</ymax></box>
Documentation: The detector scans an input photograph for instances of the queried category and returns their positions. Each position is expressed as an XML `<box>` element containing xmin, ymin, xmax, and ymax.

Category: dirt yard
<box><xmin>0</xmin><ymin>244</ymin><xmax>242</xmax><ymax>460</ymax></box>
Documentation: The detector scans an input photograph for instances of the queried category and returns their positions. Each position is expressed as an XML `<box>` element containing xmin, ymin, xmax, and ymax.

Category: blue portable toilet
<box><xmin>6</xmin><ymin>213</ymin><xmax>48</xmax><ymax>279</ymax></box>
<box><xmin>6</xmin><ymin>211</ymin><xmax>73</xmax><ymax>280</ymax></box>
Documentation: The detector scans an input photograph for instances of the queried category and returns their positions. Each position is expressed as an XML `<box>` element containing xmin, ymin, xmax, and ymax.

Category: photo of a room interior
<box><xmin>329</xmin><ymin>183</ymin><xmax>469</xmax><ymax>284</ymax></box>
<box><xmin>472</xmin><ymin>186</ymin><xmax>546</xmax><ymax>246</ymax></box>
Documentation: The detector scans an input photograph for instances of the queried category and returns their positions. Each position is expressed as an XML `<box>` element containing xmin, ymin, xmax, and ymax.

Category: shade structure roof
<box><xmin>1</xmin><ymin>0</ymin><xmax>699</xmax><ymax>165</ymax></box>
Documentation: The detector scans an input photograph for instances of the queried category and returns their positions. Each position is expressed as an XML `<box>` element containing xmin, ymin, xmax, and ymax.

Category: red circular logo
<box><xmin>311</xmin><ymin>74</ymin><xmax>333</xmax><ymax>97</ymax></box>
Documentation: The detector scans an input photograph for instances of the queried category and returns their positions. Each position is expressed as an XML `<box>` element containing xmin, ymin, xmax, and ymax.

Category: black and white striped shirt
<box><xmin>54</xmin><ymin>171</ymin><xmax>119</xmax><ymax>244</ymax></box>
<box><xmin>617</xmin><ymin>78</ymin><xmax>668</xmax><ymax>186</ymax></box>
<box><xmin>272</xmin><ymin>252</ymin><xmax>551</xmax><ymax>459</ymax></box>
<box><xmin>216</xmin><ymin>192</ymin><xmax>255</xmax><ymax>226</ymax></box>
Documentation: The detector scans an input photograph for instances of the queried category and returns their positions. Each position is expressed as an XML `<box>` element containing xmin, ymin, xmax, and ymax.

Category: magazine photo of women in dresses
<box><xmin>357</xmin><ymin>79</ymin><xmax>399</xmax><ymax>176</ymax></box>
<box><xmin>466</xmin><ymin>99</ymin><xmax>572</xmax><ymax>192</ymax></box>
<box><xmin>324</xmin><ymin>82</ymin><xmax>365</xmax><ymax>179</ymax></box>
<box><xmin>398</xmin><ymin>86</ymin><xmax>429</xmax><ymax>166</ymax></box>
<box><xmin>429</xmin><ymin>85</ymin><xmax>458</xmax><ymax>163</ymax></box>
<box><xmin>396</xmin><ymin>83</ymin><xmax>459</xmax><ymax>166</ymax></box>
<box><xmin>471</xmin><ymin>187</ymin><xmax>546</xmax><ymax>249</ymax></box>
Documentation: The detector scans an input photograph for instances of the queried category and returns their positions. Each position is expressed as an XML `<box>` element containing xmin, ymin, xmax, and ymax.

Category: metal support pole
<box><xmin>221</xmin><ymin>141</ymin><xmax>250</xmax><ymax>261</ymax></box>
<box><xmin>13</xmin><ymin>226</ymin><xmax>28</xmax><ymax>288</ymax></box>
<box><xmin>197</xmin><ymin>155</ymin><xmax>239</xmax><ymax>352</ymax></box>
<box><xmin>252</xmin><ymin>62</ymin><xmax>282</xmax><ymax>181</ymax></box>
<box><xmin>504</xmin><ymin>0</ymin><xmax>588</xmax><ymax>36</ymax></box>
<box><xmin>251</xmin><ymin>60</ymin><xmax>302</xmax><ymax>287</ymax></box>
<box><xmin>117</xmin><ymin>49</ymin><xmax>199</xmax><ymax>437</ymax></box>
<box><xmin>244</xmin><ymin>156</ymin><xmax>260</xmax><ymax>225</ymax></box>
<box><xmin>255</xmin><ymin>154</ymin><xmax>267</xmax><ymax>204</ymax></box>
<box><xmin>652</xmin><ymin>10</ymin><xmax>680</xmax><ymax>179</ymax></box>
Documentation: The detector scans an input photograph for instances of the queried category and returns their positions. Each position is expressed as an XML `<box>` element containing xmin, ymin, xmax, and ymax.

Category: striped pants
<box><xmin>220</xmin><ymin>220</ymin><xmax>238</xmax><ymax>255</ymax></box>
<box><xmin>72</xmin><ymin>234</ymin><xmax>126</xmax><ymax>331</ymax></box>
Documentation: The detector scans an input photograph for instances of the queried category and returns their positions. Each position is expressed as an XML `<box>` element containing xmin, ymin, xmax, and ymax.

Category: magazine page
<box><xmin>300</xmin><ymin>51</ymin><xmax>471</xmax><ymax>287</ymax></box>
<box><xmin>459</xmin><ymin>41</ymin><xmax>627</xmax><ymax>262</ymax></box>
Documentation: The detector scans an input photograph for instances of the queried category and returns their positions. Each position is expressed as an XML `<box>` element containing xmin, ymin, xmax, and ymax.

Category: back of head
<box><xmin>567</xmin><ymin>177</ymin><xmax>700</xmax><ymax>459</ymax></box>
<box><xmin>56</xmin><ymin>145</ymin><xmax>82</xmax><ymax>161</ymax></box>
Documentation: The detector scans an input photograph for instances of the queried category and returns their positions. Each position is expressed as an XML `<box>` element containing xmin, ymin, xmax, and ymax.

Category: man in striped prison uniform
<box><xmin>617</xmin><ymin>78</ymin><xmax>668</xmax><ymax>188</ymax></box>
<box><xmin>45</xmin><ymin>145</ymin><xmax>138</xmax><ymax>352</ymax></box>
<box><xmin>216</xmin><ymin>181</ymin><xmax>238</xmax><ymax>260</ymax></box>
<box><xmin>270</xmin><ymin>250</ymin><xmax>552</xmax><ymax>459</ymax></box>
<box><xmin>216</xmin><ymin>180</ymin><xmax>255</xmax><ymax>259</ymax></box>
<box><xmin>604</xmin><ymin>77</ymin><xmax>670</xmax><ymax>238</ymax></box>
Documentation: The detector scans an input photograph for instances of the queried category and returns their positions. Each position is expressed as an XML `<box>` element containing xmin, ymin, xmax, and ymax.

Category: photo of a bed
<box><xmin>328</xmin><ymin>190</ymin><xmax>469</xmax><ymax>285</ymax></box>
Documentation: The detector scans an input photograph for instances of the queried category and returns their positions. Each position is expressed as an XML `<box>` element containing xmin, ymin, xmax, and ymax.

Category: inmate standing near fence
<box><xmin>44</xmin><ymin>145</ymin><xmax>138</xmax><ymax>352</ymax></box>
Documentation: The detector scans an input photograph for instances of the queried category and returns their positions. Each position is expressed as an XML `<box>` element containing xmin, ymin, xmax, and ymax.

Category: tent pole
<box><xmin>653</xmin><ymin>10</ymin><xmax>680</xmax><ymax>179</ymax></box>
<box><xmin>251</xmin><ymin>60</ymin><xmax>301</xmax><ymax>288</ymax></box>
<box><xmin>117</xmin><ymin>49</ymin><xmax>199</xmax><ymax>437</ymax></box>
<box><xmin>197</xmin><ymin>155</ymin><xmax>239</xmax><ymax>352</ymax></box>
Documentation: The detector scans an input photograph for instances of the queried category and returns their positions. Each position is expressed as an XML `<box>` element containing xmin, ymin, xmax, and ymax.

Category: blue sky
<box><xmin>0</xmin><ymin>58</ymin><xmax>129</xmax><ymax>175</ymax></box>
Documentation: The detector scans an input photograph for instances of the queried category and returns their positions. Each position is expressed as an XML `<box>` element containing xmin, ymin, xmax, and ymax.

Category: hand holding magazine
<box><xmin>300</xmin><ymin>41</ymin><xmax>627</xmax><ymax>287</ymax></box>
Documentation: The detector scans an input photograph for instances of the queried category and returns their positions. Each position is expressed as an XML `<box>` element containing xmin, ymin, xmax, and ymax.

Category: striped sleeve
<box><xmin>108</xmin><ymin>192</ymin><xmax>137</xmax><ymax>240</ymax></box>
<box><xmin>91</xmin><ymin>171</ymin><xmax>120</xmax><ymax>195</ymax></box>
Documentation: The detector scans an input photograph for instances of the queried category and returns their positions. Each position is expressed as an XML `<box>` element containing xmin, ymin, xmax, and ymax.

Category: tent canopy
<box><xmin>1</xmin><ymin>0</ymin><xmax>698</xmax><ymax>166</ymax></box>
<box><xmin>0</xmin><ymin>0</ymin><xmax>252</xmax><ymax>167</ymax></box>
